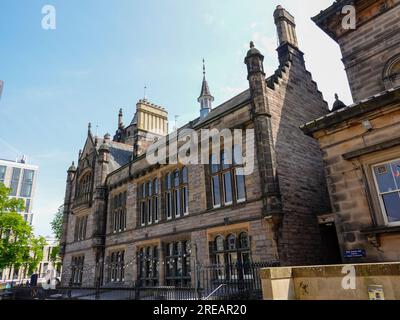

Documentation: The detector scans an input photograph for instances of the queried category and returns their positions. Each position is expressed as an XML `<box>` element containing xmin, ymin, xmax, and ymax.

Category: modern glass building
<box><xmin>0</xmin><ymin>157</ymin><xmax>39</xmax><ymax>225</ymax></box>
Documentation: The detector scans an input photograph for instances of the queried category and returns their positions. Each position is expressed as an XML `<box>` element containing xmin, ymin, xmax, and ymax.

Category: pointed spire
<box><xmin>88</xmin><ymin>122</ymin><xmax>92</xmax><ymax>135</ymax></box>
<box><xmin>118</xmin><ymin>108</ymin><xmax>124</xmax><ymax>129</ymax></box>
<box><xmin>198</xmin><ymin>59</ymin><xmax>214</xmax><ymax>119</ymax></box>
<box><xmin>332</xmin><ymin>93</ymin><xmax>346</xmax><ymax>112</ymax></box>
<box><xmin>198</xmin><ymin>59</ymin><xmax>213</xmax><ymax>99</ymax></box>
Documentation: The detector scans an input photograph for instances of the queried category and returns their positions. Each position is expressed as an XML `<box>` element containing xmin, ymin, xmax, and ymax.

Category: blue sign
<box><xmin>344</xmin><ymin>249</ymin><xmax>366</xmax><ymax>258</ymax></box>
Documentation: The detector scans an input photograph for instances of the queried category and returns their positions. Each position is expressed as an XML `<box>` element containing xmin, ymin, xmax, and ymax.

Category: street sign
<box><xmin>344</xmin><ymin>249</ymin><xmax>366</xmax><ymax>258</ymax></box>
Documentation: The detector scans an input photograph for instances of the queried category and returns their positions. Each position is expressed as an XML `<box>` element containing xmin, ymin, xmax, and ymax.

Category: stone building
<box><xmin>60</xmin><ymin>6</ymin><xmax>332</xmax><ymax>288</ymax></box>
<box><xmin>302</xmin><ymin>0</ymin><xmax>400</xmax><ymax>263</ymax></box>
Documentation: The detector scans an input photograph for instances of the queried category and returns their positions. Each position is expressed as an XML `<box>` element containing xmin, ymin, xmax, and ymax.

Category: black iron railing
<box><xmin>1</xmin><ymin>261</ymin><xmax>279</xmax><ymax>300</ymax></box>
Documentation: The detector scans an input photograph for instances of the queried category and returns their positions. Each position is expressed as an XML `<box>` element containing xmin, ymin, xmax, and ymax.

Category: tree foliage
<box><xmin>0</xmin><ymin>212</ymin><xmax>32</xmax><ymax>270</ymax></box>
<box><xmin>50</xmin><ymin>205</ymin><xmax>64</xmax><ymax>241</ymax></box>
<box><xmin>25</xmin><ymin>236</ymin><xmax>47</xmax><ymax>274</ymax></box>
<box><xmin>0</xmin><ymin>183</ymin><xmax>47</xmax><ymax>273</ymax></box>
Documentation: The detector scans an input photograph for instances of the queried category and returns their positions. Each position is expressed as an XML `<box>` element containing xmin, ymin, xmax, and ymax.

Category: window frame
<box><xmin>209</xmin><ymin>146</ymin><xmax>247</xmax><ymax>209</ymax></box>
<box><xmin>372</xmin><ymin>158</ymin><xmax>400</xmax><ymax>227</ymax></box>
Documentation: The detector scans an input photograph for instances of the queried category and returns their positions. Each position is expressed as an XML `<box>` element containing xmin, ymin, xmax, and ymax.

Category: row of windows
<box><xmin>138</xmin><ymin>246</ymin><xmax>159</xmax><ymax>287</ymax></box>
<box><xmin>3</xmin><ymin>167</ymin><xmax>35</xmax><ymax>198</ymax></box>
<box><xmin>107</xmin><ymin>251</ymin><xmax>125</xmax><ymax>283</ymax></box>
<box><xmin>74</xmin><ymin>216</ymin><xmax>88</xmax><ymax>242</ymax></box>
<box><xmin>111</xmin><ymin>192</ymin><xmax>127</xmax><ymax>233</ymax></box>
<box><xmin>74</xmin><ymin>233</ymin><xmax>253</xmax><ymax>287</ymax></box>
<box><xmin>165</xmin><ymin>168</ymin><xmax>189</xmax><ymax>220</ymax></box>
<box><xmin>136</xmin><ymin>241</ymin><xmax>192</xmax><ymax>287</ymax></box>
<box><xmin>139</xmin><ymin>178</ymin><xmax>160</xmax><ymax>226</ymax></box>
<box><xmin>210</xmin><ymin>150</ymin><xmax>246</xmax><ymax>208</ymax></box>
<box><xmin>165</xmin><ymin>241</ymin><xmax>191</xmax><ymax>287</ymax></box>
<box><xmin>71</xmin><ymin>256</ymin><xmax>84</xmax><ymax>285</ymax></box>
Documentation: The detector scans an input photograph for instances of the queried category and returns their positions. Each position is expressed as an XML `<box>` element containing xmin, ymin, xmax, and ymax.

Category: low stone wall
<box><xmin>261</xmin><ymin>263</ymin><xmax>400</xmax><ymax>300</ymax></box>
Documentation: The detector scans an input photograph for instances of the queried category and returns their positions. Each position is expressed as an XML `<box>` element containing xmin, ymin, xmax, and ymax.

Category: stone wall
<box><xmin>261</xmin><ymin>263</ymin><xmax>400</xmax><ymax>300</ymax></box>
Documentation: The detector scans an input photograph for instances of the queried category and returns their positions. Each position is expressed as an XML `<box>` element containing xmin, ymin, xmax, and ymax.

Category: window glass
<box><xmin>382</xmin><ymin>193</ymin><xmax>400</xmax><ymax>223</ymax></box>
<box><xmin>227</xmin><ymin>234</ymin><xmax>236</xmax><ymax>250</ymax></box>
<box><xmin>239</xmin><ymin>233</ymin><xmax>249</xmax><ymax>249</ymax></box>
<box><xmin>233</xmin><ymin>144</ymin><xmax>243</xmax><ymax>165</ymax></box>
<box><xmin>182</xmin><ymin>167</ymin><xmax>188</xmax><ymax>184</ymax></box>
<box><xmin>235</xmin><ymin>171</ymin><xmax>246</xmax><ymax>202</ymax></box>
<box><xmin>374</xmin><ymin>164</ymin><xmax>397</xmax><ymax>193</ymax></box>
<box><xmin>212</xmin><ymin>176</ymin><xmax>221</xmax><ymax>207</ymax></box>
<box><xmin>25</xmin><ymin>199</ymin><xmax>31</xmax><ymax>212</ymax></box>
<box><xmin>216</xmin><ymin>236</ymin><xmax>224</xmax><ymax>252</ymax></box>
<box><xmin>391</xmin><ymin>161</ymin><xmax>400</xmax><ymax>188</ymax></box>
<box><xmin>0</xmin><ymin>166</ymin><xmax>6</xmax><ymax>182</ymax></box>
<box><xmin>223</xmin><ymin>172</ymin><xmax>233</xmax><ymax>204</ymax></box>
<box><xmin>373</xmin><ymin>160</ymin><xmax>400</xmax><ymax>225</ymax></box>
<box><xmin>173</xmin><ymin>171</ymin><xmax>180</xmax><ymax>187</ymax></box>
<box><xmin>10</xmin><ymin>168</ymin><xmax>21</xmax><ymax>196</ymax></box>
<box><xmin>210</xmin><ymin>154</ymin><xmax>219</xmax><ymax>174</ymax></box>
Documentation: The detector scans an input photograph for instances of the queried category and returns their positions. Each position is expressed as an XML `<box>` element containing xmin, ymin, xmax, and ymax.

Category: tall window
<box><xmin>138</xmin><ymin>246</ymin><xmax>159</xmax><ymax>287</ymax></box>
<box><xmin>71</xmin><ymin>256</ymin><xmax>85</xmax><ymax>286</ymax></box>
<box><xmin>209</xmin><ymin>146</ymin><xmax>246</xmax><ymax>209</ymax></box>
<box><xmin>373</xmin><ymin>159</ymin><xmax>400</xmax><ymax>226</ymax></box>
<box><xmin>10</xmin><ymin>168</ymin><xmax>21</xmax><ymax>197</ymax></box>
<box><xmin>165</xmin><ymin>173</ymin><xmax>173</xmax><ymax>220</ymax></box>
<box><xmin>164</xmin><ymin>167</ymin><xmax>189</xmax><ymax>220</ymax></box>
<box><xmin>0</xmin><ymin>166</ymin><xmax>6</xmax><ymax>184</ymax></box>
<box><xmin>153</xmin><ymin>179</ymin><xmax>160</xmax><ymax>222</ymax></box>
<box><xmin>20</xmin><ymin>169</ymin><xmax>34</xmax><ymax>197</ymax></box>
<box><xmin>108</xmin><ymin>251</ymin><xmax>125</xmax><ymax>283</ymax></box>
<box><xmin>74</xmin><ymin>216</ymin><xmax>88</xmax><ymax>241</ymax></box>
<box><xmin>211</xmin><ymin>232</ymin><xmax>251</xmax><ymax>280</ymax></box>
<box><xmin>139</xmin><ymin>179</ymin><xmax>160</xmax><ymax>227</ymax></box>
<box><xmin>77</xmin><ymin>172</ymin><xmax>92</xmax><ymax>204</ymax></box>
<box><xmin>165</xmin><ymin>241</ymin><xmax>191</xmax><ymax>287</ymax></box>
<box><xmin>111</xmin><ymin>192</ymin><xmax>127</xmax><ymax>233</ymax></box>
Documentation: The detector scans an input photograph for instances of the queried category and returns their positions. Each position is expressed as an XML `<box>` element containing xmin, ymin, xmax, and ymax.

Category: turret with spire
<box><xmin>198</xmin><ymin>59</ymin><xmax>214</xmax><ymax>119</ymax></box>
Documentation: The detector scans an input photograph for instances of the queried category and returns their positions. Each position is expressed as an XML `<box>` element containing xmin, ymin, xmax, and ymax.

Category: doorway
<box><xmin>319</xmin><ymin>223</ymin><xmax>342</xmax><ymax>264</ymax></box>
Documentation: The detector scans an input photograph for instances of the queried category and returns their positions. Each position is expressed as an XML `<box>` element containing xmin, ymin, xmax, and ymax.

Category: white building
<box><xmin>0</xmin><ymin>237</ymin><xmax>61</xmax><ymax>286</ymax></box>
<box><xmin>0</xmin><ymin>157</ymin><xmax>39</xmax><ymax>225</ymax></box>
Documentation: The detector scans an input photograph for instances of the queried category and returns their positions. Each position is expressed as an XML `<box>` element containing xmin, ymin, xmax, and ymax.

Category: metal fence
<box><xmin>0</xmin><ymin>261</ymin><xmax>278</xmax><ymax>301</ymax></box>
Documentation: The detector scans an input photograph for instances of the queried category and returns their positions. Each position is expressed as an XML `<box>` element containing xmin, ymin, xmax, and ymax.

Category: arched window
<box><xmin>227</xmin><ymin>234</ymin><xmax>237</xmax><ymax>251</ymax></box>
<box><xmin>215</xmin><ymin>236</ymin><xmax>225</xmax><ymax>252</ymax></box>
<box><xmin>239</xmin><ymin>232</ymin><xmax>249</xmax><ymax>249</ymax></box>
<box><xmin>211</xmin><ymin>232</ymin><xmax>252</xmax><ymax>279</ymax></box>
<box><xmin>383</xmin><ymin>54</ymin><xmax>400</xmax><ymax>89</ymax></box>
<box><xmin>77</xmin><ymin>171</ymin><xmax>92</xmax><ymax>204</ymax></box>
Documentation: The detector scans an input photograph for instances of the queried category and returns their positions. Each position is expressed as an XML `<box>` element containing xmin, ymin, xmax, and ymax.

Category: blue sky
<box><xmin>0</xmin><ymin>0</ymin><xmax>352</xmax><ymax>237</ymax></box>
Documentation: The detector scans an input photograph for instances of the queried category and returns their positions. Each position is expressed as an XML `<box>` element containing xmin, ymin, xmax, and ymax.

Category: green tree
<box><xmin>0</xmin><ymin>212</ymin><xmax>32</xmax><ymax>270</ymax></box>
<box><xmin>50</xmin><ymin>205</ymin><xmax>64</xmax><ymax>241</ymax></box>
<box><xmin>0</xmin><ymin>183</ymin><xmax>25</xmax><ymax>214</ymax></box>
<box><xmin>0</xmin><ymin>183</ymin><xmax>47</xmax><ymax>275</ymax></box>
<box><xmin>25</xmin><ymin>236</ymin><xmax>47</xmax><ymax>274</ymax></box>
<box><xmin>50</xmin><ymin>205</ymin><xmax>64</xmax><ymax>263</ymax></box>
